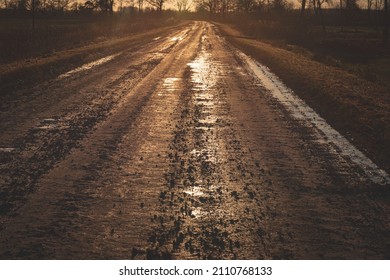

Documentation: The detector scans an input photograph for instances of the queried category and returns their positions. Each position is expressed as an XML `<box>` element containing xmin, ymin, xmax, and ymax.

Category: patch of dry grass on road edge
<box><xmin>216</xmin><ymin>23</ymin><xmax>390</xmax><ymax>174</ymax></box>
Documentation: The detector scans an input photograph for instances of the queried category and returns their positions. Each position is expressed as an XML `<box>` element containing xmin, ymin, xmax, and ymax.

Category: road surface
<box><xmin>0</xmin><ymin>21</ymin><xmax>389</xmax><ymax>259</ymax></box>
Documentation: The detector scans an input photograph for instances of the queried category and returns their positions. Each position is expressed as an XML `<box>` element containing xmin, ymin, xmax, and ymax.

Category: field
<box><xmin>216</xmin><ymin>14</ymin><xmax>390</xmax><ymax>173</ymax></box>
<box><xmin>224</xmin><ymin>10</ymin><xmax>390</xmax><ymax>85</ymax></box>
<box><xmin>0</xmin><ymin>12</ymin><xmax>179</xmax><ymax>64</ymax></box>
<box><xmin>0</xmin><ymin>12</ymin><xmax>183</xmax><ymax>97</ymax></box>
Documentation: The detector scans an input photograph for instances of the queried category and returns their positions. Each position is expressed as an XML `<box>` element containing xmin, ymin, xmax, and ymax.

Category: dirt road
<box><xmin>0</xmin><ymin>21</ymin><xmax>389</xmax><ymax>259</ymax></box>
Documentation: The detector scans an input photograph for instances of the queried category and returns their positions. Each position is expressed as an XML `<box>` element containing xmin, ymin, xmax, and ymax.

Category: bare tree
<box><xmin>194</xmin><ymin>0</ymin><xmax>217</xmax><ymax>13</ymax></box>
<box><xmin>137</xmin><ymin>0</ymin><xmax>143</xmax><ymax>11</ymax></box>
<box><xmin>18</xmin><ymin>0</ymin><xmax>28</xmax><ymax>9</ymax></box>
<box><xmin>237</xmin><ymin>0</ymin><xmax>256</xmax><ymax>13</ymax></box>
<box><xmin>117</xmin><ymin>0</ymin><xmax>130</xmax><ymax>12</ymax></box>
<box><xmin>176</xmin><ymin>0</ymin><xmax>190</xmax><ymax>12</ymax></box>
<box><xmin>384</xmin><ymin>0</ymin><xmax>388</xmax><ymax>44</ymax></box>
<box><xmin>2</xmin><ymin>0</ymin><xmax>19</xmax><ymax>8</ymax></box>
<box><xmin>375</xmin><ymin>0</ymin><xmax>383</xmax><ymax>10</ymax></box>
<box><xmin>301</xmin><ymin>0</ymin><xmax>307</xmax><ymax>15</ymax></box>
<box><xmin>32</xmin><ymin>0</ymin><xmax>35</xmax><ymax>29</ymax></box>
<box><xmin>2</xmin><ymin>0</ymin><xmax>9</xmax><ymax>8</ymax></box>
<box><xmin>344</xmin><ymin>0</ymin><xmax>358</xmax><ymax>9</ymax></box>
<box><xmin>316</xmin><ymin>0</ymin><xmax>326</xmax><ymax>31</ymax></box>
<box><xmin>367</xmin><ymin>0</ymin><xmax>374</xmax><ymax>22</ymax></box>
<box><xmin>145</xmin><ymin>0</ymin><xmax>166</xmax><ymax>12</ymax></box>
<box><xmin>50</xmin><ymin>0</ymin><xmax>74</xmax><ymax>11</ymax></box>
<box><xmin>272</xmin><ymin>0</ymin><xmax>287</xmax><ymax>10</ymax></box>
<box><xmin>97</xmin><ymin>0</ymin><xmax>114</xmax><ymax>13</ymax></box>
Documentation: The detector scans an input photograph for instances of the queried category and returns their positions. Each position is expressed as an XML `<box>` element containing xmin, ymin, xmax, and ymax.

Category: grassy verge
<box><xmin>216</xmin><ymin>23</ymin><xmax>390</xmax><ymax>174</ymax></box>
<box><xmin>0</xmin><ymin>15</ymin><xmax>179</xmax><ymax>64</ymax></box>
<box><xmin>0</xmin><ymin>18</ymin><xmax>187</xmax><ymax>97</ymax></box>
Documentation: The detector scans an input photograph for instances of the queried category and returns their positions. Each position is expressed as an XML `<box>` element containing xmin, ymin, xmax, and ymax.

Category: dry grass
<box><xmin>0</xmin><ymin>15</ymin><xmax>179</xmax><ymax>64</ymax></box>
<box><xmin>0</xmin><ymin>17</ymin><xmax>187</xmax><ymax>99</ymax></box>
<box><xmin>0</xmin><ymin>22</ymin><xmax>184</xmax><ymax>76</ymax></box>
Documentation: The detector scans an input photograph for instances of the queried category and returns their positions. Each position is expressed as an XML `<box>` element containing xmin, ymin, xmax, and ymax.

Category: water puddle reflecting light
<box><xmin>160</xmin><ymin>78</ymin><xmax>181</xmax><ymax>95</ymax></box>
<box><xmin>34</xmin><ymin>118</ymin><xmax>67</xmax><ymax>130</ymax></box>
<box><xmin>58</xmin><ymin>53</ymin><xmax>120</xmax><ymax>79</ymax></box>
<box><xmin>183</xmin><ymin>186</ymin><xmax>205</xmax><ymax>197</ymax></box>
<box><xmin>240</xmin><ymin>51</ymin><xmax>390</xmax><ymax>185</ymax></box>
<box><xmin>163</xmin><ymin>78</ymin><xmax>181</xmax><ymax>90</ymax></box>
<box><xmin>169</xmin><ymin>29</ymin><xmax>189</xmax><ymax>42</ymax></box>
<box><xmin>0</xmin><ymin>147</ymin><xmax>17</xmax><ymax>152</ymax></box>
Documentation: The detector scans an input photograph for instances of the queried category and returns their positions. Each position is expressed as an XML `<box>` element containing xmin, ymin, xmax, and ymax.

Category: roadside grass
<box><xmin>0</xmin><ymin>15</ymin><xmax>186</xmax><ymax>99</ymax></box>
<box><xmin>0</xmin><ymin>14</ymin><xmax>179</xmax><ymax>64</ymax></box>
<box><xmin>216</xmin><ymin>22</ymin><xmax>390</xmax><ymax>174</ymax></box>
<box><xmin>228</xmin><ymin>17</ymin><xmax>390</xmax><ymax>88</ymax></box>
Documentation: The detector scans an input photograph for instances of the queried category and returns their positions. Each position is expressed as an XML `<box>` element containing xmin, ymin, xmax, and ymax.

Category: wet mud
<box><xmin>0</xmin><ymin>22</ymin><xmax>389</xmax><ymax>259</ymax></box>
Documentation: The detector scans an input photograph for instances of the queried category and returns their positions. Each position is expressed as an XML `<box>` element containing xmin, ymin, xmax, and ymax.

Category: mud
<box><xmin>0</xmin><ymin>21</ymin><xmax>389</xmax><ymax>259</ymax></box>
<box><xmin>239</xmin><ymin>52</ymin><xmax>390</xmax><ymax>185</ymax></box>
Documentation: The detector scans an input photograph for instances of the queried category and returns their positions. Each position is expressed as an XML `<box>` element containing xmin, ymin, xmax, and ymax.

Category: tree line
<box><xmin>0</xmin><ymin>0</ymin><xmax>387</xmax><ymax>14</ymax></box>
<box><xmin>0</xmin><ymin>0</ymin><xmax>171</xmax><ymax>13</ymax></box>
<box><xmin>1</xmin><ymin>0</ymin><xmax>388</xmax><ymax>44</ymax></box>
<box><xmin>192</xmin><ymin>0</ymin><xmax>387</xmax><ymax>15</ymax></box>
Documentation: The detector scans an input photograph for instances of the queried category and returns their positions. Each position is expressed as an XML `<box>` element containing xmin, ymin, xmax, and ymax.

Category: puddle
<box><xmin>162</xmin><ymin>77</ymin><xmax>181</xmax><ymax>93</ymax></box>
<box><xmin>190</xmin><ymin>208</ymin><xmax>204</xmax><ymax>218</ymax></box>
<box><xmin>187</xmin><ymin>53</ymin><xmax>218</xmax><ymax>92</ymax></box>
<box><xmin>158</xmin><ymin>29</ymin><xmax>190</xmax><ymax>52</ymax></box>
<box><xmin>42</xmin><ymin>118</ymin><xmax>56</xmax><ymax>122</ymax></box>
<box><xmin>58</xmin><ymin>53</ymin><xmax>120</xmax><ymax>79</ymax></box>
<box><xmin>194</xmin><ymin>99</ymin><xmax>214</xmax><ymax>107</ymax></box>
<box><xmin>183</xmin><ymin>186</ymin><xmax>205</xmax><ymax>197</ymax></box>
<box><xmin>170</xmin><ymin>29</ymin><xmax>189</xmax><ymax>42</ymax></box>
<box><xmin>171</xmin><ymin>36</ymin><xmax>184</xmax><ymax>42</ymax></box>
<box><xmin>240</xmin><ymin>51</ymin><xmax>390</xmax><ymax>185</ymax></box>
<box><xmin>198</xmin><ymin>116</ymin><xmax>218</xmax><ymax>125</ymax></box>
<box><xmin>35</xmin><ymin>118</ymin><xmax>66</xmax><ymax>130</ymax></box>
<box><xmin>190</xmin><ymin>147</ymin><xmax>217</xmax><ymax>164</ymax></box>
<box><xmin>0</xmin><ymin>147</ymin><xmax>17</xmax><ymax>152</ymax></box>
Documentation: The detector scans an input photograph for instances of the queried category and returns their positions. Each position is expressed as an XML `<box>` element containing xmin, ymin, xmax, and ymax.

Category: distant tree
<box><xmin>18</xmin><ymin>0</ymin><xmax>28</xmax><ymax>9</ymax></box>
<box><xmin>194</xmin><ymin>0</ymin><xmax>216</xmax><ymax>14</ymax></box>
<box><xmin>344</xmin><ymin>0</ymin><xmax>359</xmax><ymax>9</ymax></box>
<box><xmin>236</xmin><ymin>0</ymin><xmax>256</xmax><ymax>12</ymax></box>
<box><xmin>375</xmin><ymin>0</ymin><xmax>383</xmax><ymax>10</ymax></box>
<box><xmin>271</xmin><ymin>0</ymin><xmax>287</xmax><ymax>10</ymax></box>
<box><xmin>2</xmin><ymin>0</ymin><xmax>19</xmax><ymax>9</ymax></box>
<box><xmin>117</xmin><ymin>0</ymin><xmax>131</xmax><ymax>11</ymax></box>
<box><xmin>137</xmin><ymin>0</ymin><xmax>143</xmax><ymax>12</ymax></box>
<box><xmin>145</xmin><ymin>0</ymin><xmax>166</xmax><ymax>12</ymax></box>
<box><xmin>48</xmin><ymin>0</ymin><xmax>75</xmax><ymax>11</ymax></box>
<box><xmin>301</xmin><ymin>0</ymin><xmax>307</xmax><ymax>16</ymax></box>
<box><xmin>384</xmin><ymin>0</ymin><xmax>388</xmax><ymax>44</ymax></box>
<box><xmin>367</xmin><ymin>0</ymin><xmax>373</xmax><ymax>11</ymax></box>
<box><xmin>176</xmin><ymin>0</ymin><xmax>190</xmax><ymax>12</ymax></box>
<box><xmin>316</xmin><ymin>0</ymin><xmax>328</xmax><ymax>31</ymax></box>
<box><xmin>83</xmin><ymin>0</ymin><xmax>96</xmax><ymax>9</ymax></box>
<box><xmin>97</xmin><ymin>0</ymin><xmax>114</xmax><ymax>13</ymax></box>
<box><xmin>78</xmin><ymin>0</ymin><xmax>96</xmax><ymax>13</ymax></box>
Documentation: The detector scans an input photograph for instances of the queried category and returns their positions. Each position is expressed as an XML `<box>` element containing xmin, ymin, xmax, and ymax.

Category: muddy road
<box><xmin>0</xmin><ymin>21</ymin><xmax>389</xmax><ymax>259</ymax></box>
